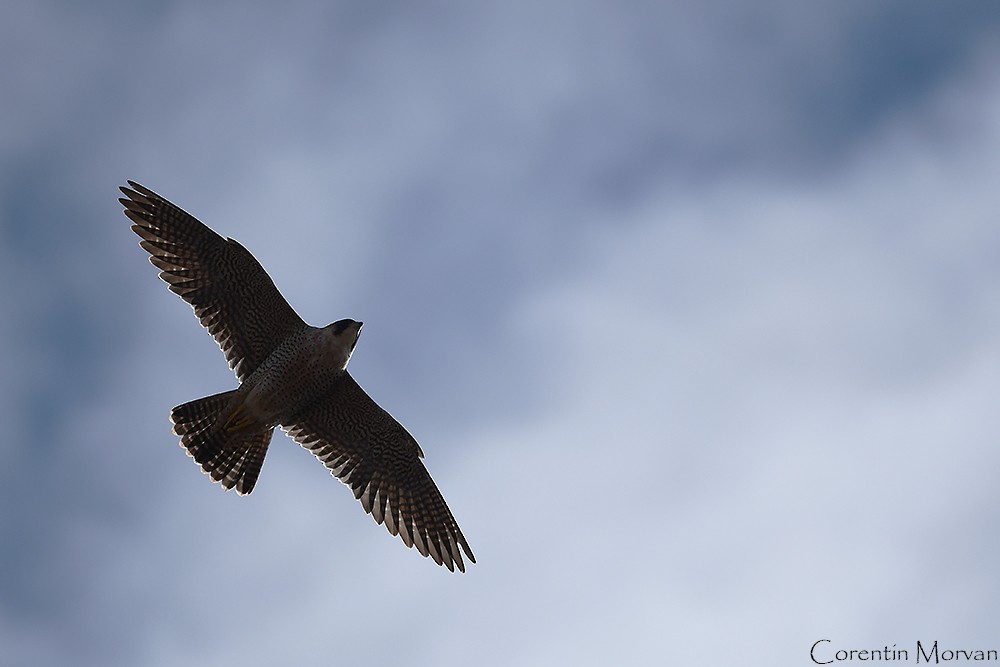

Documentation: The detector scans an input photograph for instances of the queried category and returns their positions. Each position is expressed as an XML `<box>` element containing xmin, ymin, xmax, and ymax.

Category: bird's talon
<box><xmin>224</xmin><ymin>405</ymin><xmax>250</xmax><ymax>431</ymax></box>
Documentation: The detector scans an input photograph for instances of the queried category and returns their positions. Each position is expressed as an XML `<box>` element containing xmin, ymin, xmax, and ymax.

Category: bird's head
<box><xmin>325</xmin><ymin>318</ymin><xmax>363</xmax><ymax>369</ymax></box>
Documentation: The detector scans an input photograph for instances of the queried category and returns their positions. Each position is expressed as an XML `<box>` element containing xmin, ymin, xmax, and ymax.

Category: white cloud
<box><xmin>4</xmin><ymin>3</ymin><xmax>1000</xmax><ymax>666</ymax></box>
<box><xmin>429</xmin><ymin>49</ymin><xmax>1000</xmax><ymax>663</ymax></box>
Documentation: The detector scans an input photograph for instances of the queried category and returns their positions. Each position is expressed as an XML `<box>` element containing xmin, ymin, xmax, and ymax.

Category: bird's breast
<box><xmin>239</xmin><ymin>328</ymin><xmax>344</xmax><ymax>425</ymax></box>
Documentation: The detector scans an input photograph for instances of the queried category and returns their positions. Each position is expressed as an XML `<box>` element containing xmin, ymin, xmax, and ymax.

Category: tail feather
<box><xmin>224</xmin><ymin>432</ymin><xmax>271</xmax><ymax>495</ymax></box>
<box><xmin>170</xmin><ymin>391</ymin><xmax>273</xmax><ymax>495</ymax></box>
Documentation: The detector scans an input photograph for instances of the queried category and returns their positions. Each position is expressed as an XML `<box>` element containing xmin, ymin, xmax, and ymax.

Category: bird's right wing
<box><xmin>120</xmin><ymin>181</ymin><xmax>306</xmax><ymax>381</ymax></box>
<box><xmin>284</xmin><ymin>372</ymin><xmax>476</xmax><ymax>572</ymax></box>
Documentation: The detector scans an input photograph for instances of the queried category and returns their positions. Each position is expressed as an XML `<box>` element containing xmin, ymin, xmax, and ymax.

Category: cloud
<box><xmin>4</xmin><ymin>2</ymin><xmax>1000</xmax><ymax>665</ymax></box>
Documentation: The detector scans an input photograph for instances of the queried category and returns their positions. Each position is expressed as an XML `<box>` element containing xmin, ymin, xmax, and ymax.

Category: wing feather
<box><xmin>120</xmin><ymin>181</ymin><xmax>306</xmax><ymax>381</ymax></box>
<box><xmin>284</xmin><ymin>372</ymin><xmax>475</xmax><ymax>572</ymax></box>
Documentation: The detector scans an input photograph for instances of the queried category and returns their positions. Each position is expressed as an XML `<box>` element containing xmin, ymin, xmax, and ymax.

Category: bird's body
<box><xmin>229</xmin><ymin>322</ymin><xmax>358</xmax><ymax>430</ymax></box>
<box><xmin>120</xmin><ymin>181</ymin><xmax>474</xmax><ymax>572</ymax></box>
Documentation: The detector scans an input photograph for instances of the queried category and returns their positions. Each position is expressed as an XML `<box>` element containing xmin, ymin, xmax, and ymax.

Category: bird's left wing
<box><xmin>284</xmin><ymin>372</ymin><xmax>476</xmax><ymax>572</ymax></box>
<box><xmin>120</xmin><ymin>181</ymin><xmax>306</xmax><ymax>381</ymax></box>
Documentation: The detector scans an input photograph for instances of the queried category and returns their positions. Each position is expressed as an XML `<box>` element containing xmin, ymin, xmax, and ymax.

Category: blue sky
<box><xmin>3</xmin><ymin>2</ymin><xmax>1000</xmax><ymax>665</ymax></box>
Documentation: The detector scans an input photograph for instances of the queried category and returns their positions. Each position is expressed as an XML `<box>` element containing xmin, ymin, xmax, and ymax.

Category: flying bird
<box><xmin>120</xmin><ymin>181</ymin><xmax>475</xmax><ymax>572</ymax></box>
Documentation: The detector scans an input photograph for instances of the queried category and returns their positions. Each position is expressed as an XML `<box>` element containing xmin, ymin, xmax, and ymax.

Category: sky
<box><xmin>3</xmin><ymin>1</ymin><xmax>1000</xmax><ymax>665</ymax></box>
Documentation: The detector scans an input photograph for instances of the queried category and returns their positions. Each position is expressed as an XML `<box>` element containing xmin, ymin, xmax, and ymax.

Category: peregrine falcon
<box><xmin>120</xmin><ymin>181</ymin><xmax>475</xmax><ymax>572</ymax></box>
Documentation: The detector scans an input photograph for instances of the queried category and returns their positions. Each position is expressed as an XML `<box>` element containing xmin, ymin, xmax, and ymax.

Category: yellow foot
<box><xmin>224</xmin><ymin>404</ymin><xmax>255</xmax><ymax>432</ymax></box>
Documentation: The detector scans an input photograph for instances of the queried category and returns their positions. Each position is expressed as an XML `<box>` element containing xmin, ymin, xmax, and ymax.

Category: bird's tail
<box><xmin>170</xmin><ymin>390</ymin><xmax>273</xmax><ymax>495</ymax></box>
